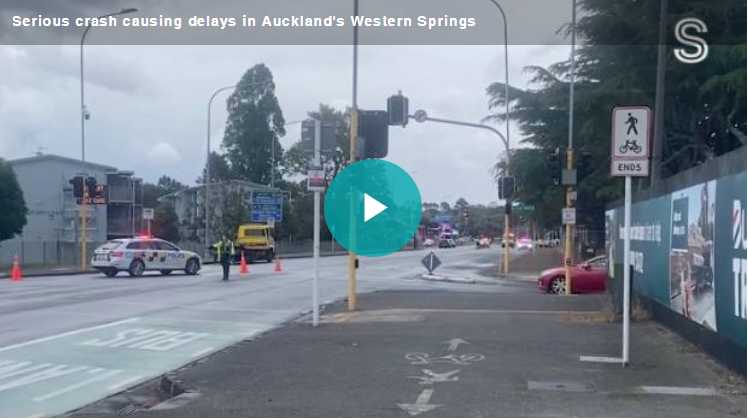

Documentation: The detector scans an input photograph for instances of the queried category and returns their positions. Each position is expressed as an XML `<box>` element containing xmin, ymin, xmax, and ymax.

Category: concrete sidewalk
<box><xmin>74</xmin><ymin>286</ymin><xmax>746</xmax><ymax>417</ymax></box>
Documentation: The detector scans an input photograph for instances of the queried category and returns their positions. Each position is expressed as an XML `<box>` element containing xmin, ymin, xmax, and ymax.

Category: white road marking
<box><xmin>579</xmin><ymin>355</ymin><xmax>625</xmax><ymax>363</ymax></box>
<box><xmin>443</xmin><ymin>338</ymin><xmax>469</xmax><ymax>351</ymax></box>
<box><xmin>397</xmin><ymin>388</ymin><xmax>441</xmax><ymax>416</ymax></box>
<box><xmin>107</xmin><ymin>375</ymin><xmax>145</xmax><ymax>391</ymax></box>
<box><xmin>408</xmin><ymin>369</ymin><xmax>460</xmax><ymax>385</ymax></box>
<box><xmin>191</xmin><ymin>346</ymin><xmax>217</xmax><ymax>358</ymax></box>
<box><xmin>33</xmin><ymin>369</ymin><xmax>123</xmax><ymax>402</ymax></box>
<box><xmin>0</xmin><ymin>318</ymin><xmax>140</xmax><ymax>353</ymax></box>
<box><xmin>639</xmin><ymin>386</ymin><xmax>717</xmax><ymax>396</ymax></box>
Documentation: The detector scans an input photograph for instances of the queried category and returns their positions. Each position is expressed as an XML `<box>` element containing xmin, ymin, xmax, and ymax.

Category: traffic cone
<box><xmin>274</xmin><ymin>256</ymin><xmax>283</xmax><ymax>273</ymax></box>
<box><xmin>239</xmin><ymin>252</ymin><xmax>249</xmax><ymax>275</ymax></box>
<box><xmin>10</xmin><ymin>255</ymin><xmax>22</xmax><ymax>282</ymax></box>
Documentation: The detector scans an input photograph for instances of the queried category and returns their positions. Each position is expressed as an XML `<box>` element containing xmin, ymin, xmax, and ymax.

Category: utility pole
<box><xmin>79</xmin><ymin>7</ymin><xmax>137</xmax><ymax>270</ymax></box>
<box><xmin>564</xmin><ymin>0</ymin><xmax>577</xmax><ymax>295</ymax></box>
<box><xmin>347</xmin><ymin>0</ymin><xmax>360</xmax><ymax>311</ymax></box>
<box><xmin>313</xmin><ymin>120</ymin><xmax>321</xmax><ymax>326</ymax></box>
<box><xmin>651</xmin><ymin>0</ymin><xmax>669</xmax><ymax>185</ymax></box>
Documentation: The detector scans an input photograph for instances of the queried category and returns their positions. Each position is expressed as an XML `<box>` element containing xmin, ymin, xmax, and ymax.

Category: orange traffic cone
<box><xmin>274</xmin><ymin>256</ymin><xmax>283</xmax><ymax>273</ymax></box>
<box><xmin>239</xmin><ymin>252</ymin><xmax>249</xmax><ymax>275</ymax></box>
<box><xmin>10</xmin><ymin>255</ymin><xmax>22</xmax><ymax>282</ymax></box>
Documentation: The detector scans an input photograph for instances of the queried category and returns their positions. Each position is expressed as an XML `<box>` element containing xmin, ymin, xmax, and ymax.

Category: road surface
<box><xmin>0</xmin><ymin>245</ymin><xmax>521</xmax><ymax>417</ymax></box>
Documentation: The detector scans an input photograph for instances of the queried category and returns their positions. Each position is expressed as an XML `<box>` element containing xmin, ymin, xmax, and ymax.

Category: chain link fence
<box><xmin>0</xmin><ymin>240</ymin><xmax>105</xmax><ymax>270</ymax></box>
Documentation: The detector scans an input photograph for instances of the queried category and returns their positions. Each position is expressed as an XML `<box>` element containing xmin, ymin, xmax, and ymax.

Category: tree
<box><xmin>143</xmin><ymin>176</ymin><xmax>187</xmax><ymax>208</ymax></box>
<box><xmin>485</xmin><ymin>0</ymin><xmax>745</xmax><ymax>230</ymax></box>
<box><xmin>152</xmin><ymin>201</ymin><xmax>180</xmax><ymax>242</ymax></box>
<box><xmin>284</xmin><ymin>104</ymin><xmax>351</xmax><ymax>185</ymax></box>
<box><xmin>0</xmin><ymin>158</ymin><xmax>27</xmax><ymax>242</ymax></box>
<box><xmin>197</xmin><ymin>151</ymin><xmax>232</xmax><ymax>184</ymax></box>
<box><xmin>223</xmin><ymin>64</ymin><xmax>286</xmax><ymax>185</ymax></box>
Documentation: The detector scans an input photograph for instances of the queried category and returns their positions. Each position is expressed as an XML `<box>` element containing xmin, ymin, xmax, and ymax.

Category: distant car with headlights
<box><xmin>517</xmin><ymin>237</ymin><xmax>533</xmax><ymax>250</ymax></box>
<box><xmin>537</xmin><ymin>255</ymin><xmax>607</xmax><ymax>294</ymax></box>
<box><xmin>92</xmin><ymin>237</ymin><xmax>202</xmax><ymax>277</ymax></box>
<box><xmin>424</xmin><ymin>238</ymin><xmax>435</xmax><ymax>247</ymax></box>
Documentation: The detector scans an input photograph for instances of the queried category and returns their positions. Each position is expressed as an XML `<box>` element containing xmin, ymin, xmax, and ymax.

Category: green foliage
<box><xmin>143</xmin><ymin>176</ymin><xmax>187</xmax><ymax>209</ymax></box>
<box><xmin>197</xmin><ymin>152</ymin><xmax>232</xmax><ymax>184</ymax></box>
<box><xmin>0</xmin><ymin>158</ymin><xmax>27</xmax><ymax>242</ymax></box>
<box><xmin>218</xmin><ymin>190</ymin><xmax>250</xmax><ymax>238</ymax></box>
<box><xmin>485</xmin><ymin>0</ymin><xmax>745</xmax><ymax>230</ymax></box>
<box><xmin>152</xmin><ymin>201</ymin><xmax>180</xmax><ymax>242</ymax></box>
<box><xmin>284</xmin><ymin>104</ymin><xmax>351</xmax><ymax>184</ymax></box>
<box><xmin>223</xmin><ymin>64</ymin><xmax>286</xmax><ymax>185</ymax></box>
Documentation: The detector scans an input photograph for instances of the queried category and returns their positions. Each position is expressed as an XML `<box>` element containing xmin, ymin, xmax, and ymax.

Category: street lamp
<box><xmin>79</xmin><ymin>7</ymin><xmax>137</xmax><ymax>270</ymax></box>
<box><xmin>410</xmin><ymin>110</ymin><xmax>511</xmax><ymax>274</ymax></box>
<box><xmin>204</xmin><ymin>85</ymin><xmax>236</xmax><ymax>258</ymax></box>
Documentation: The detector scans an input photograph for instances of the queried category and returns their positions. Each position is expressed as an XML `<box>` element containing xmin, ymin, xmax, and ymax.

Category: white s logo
<box><xmin>674</xmin><ymin>18</ymin><xmax>708</xmax><ymax>64</ymax></box>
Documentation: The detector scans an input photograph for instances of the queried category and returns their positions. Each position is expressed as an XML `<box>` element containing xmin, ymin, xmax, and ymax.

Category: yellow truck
<box><xmin>236</xmin><ymin>223</ymin><xmax>275</xmax><ymax>263</ymax></box>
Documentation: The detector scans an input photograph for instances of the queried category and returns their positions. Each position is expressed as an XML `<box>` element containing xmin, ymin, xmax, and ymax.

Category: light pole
<box><xmin>485</xmin><ymin>0</ymin><xmax>512</xmax><ymax>276</ymax></box>
<box><xmin>411</xmin><ymin>110</ymin><xmax>510</xmax><ymax>271</ymax></box>
<box><xmin>79</xmin><ymin>7</ymin><xmax>137</xmax><ymax>270</ymax></box>
<box><xmin>204</xmin><ymin>85</ymin><xmax>236</xmax><ymax>259</ymax></box>
<box><xmin>564</xmin><ymin>0</ymin><xmax>577</xmax><ymax>295</ymax></box>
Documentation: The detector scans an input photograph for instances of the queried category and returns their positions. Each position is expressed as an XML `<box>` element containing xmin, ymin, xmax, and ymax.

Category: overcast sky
<box><xmin>1</xmin><ymin>43</ymin><xmax>572</xmax><ymax>205</ymax></box>
<box><xmin>1</xmin><ymin>0</ymin><xmax>576</xmax><ymax>207</ymax></box>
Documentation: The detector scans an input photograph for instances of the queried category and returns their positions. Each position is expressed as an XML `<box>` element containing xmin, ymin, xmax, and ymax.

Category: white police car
<box><xmin>92</xmin><ymin>237</ymin><xmax>202</xmax><ymax>277</ymax></box>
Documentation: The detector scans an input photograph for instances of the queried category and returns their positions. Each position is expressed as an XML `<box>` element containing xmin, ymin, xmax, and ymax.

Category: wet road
<box><xmin>0</xmin><ymin>245</ymin><xmax>521</xmax><ymax>417</ymax></box>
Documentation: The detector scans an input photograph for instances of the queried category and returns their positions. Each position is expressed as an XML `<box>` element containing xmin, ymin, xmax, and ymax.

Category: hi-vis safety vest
<box><xmin>214</xmin><ymin>240</ymin><xmax>235</xmax><ymax>257</ymax></box>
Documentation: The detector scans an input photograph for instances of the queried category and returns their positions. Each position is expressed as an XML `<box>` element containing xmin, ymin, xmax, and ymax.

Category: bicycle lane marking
<box><xmin>0</xmin><ymin>317</ymin><xmax>266</xmax><ymax>418</ymax></box>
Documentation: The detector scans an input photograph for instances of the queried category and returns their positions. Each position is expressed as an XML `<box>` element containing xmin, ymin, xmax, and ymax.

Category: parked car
<box><xmin>438</xmin><ymin>239</ymin><xmax>455</xmax><ymax>248</ymax></box>
<box><xmin>537</xmin><ymin>255</ymin><xmax>607</xmax><ymax>294</ymax></box>
<box><xmin>92</xmin><ymin>237</ymin><xmax>202</xmax><ymax>278</ymax></box>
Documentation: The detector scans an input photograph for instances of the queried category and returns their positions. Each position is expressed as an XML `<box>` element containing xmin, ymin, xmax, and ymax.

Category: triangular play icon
<box><xmin>364</xmin><ymin>193</ymin><xmax>387</xmax><ymax>222</ymax></box>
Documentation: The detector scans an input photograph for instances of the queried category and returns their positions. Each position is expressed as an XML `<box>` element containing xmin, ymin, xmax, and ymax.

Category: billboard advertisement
<box><xmin>607</xmin><ymin>172</ymin><xmax>746</xmax><ymax>347</ymax></box>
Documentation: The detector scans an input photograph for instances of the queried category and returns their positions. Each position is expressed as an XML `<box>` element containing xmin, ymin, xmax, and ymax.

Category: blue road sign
<box><xmin>250</xmin><ymin>191</ymin><xmax>283</xmax><ymax>222</ymax></box>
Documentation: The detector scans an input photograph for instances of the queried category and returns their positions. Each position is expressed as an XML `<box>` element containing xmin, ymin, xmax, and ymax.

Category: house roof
<box><xmin>9</xmin><ymin>153</ymin><xmax>118</xmax><ymax>171</ymax></box>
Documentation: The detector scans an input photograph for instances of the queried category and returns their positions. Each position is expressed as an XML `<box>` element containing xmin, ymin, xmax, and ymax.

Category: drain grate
<box><xmin>528</xmin><ymin>381</ymin><xmax>595</xmax><ymax>393</ymax></box>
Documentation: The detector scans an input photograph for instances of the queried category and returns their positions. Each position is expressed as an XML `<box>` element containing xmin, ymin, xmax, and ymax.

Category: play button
<box><xmin>364</xmin><ymin>194</ymin><xmax>387</xmax><ymax>222</ymax></box>
<box><xmin>324</xmin><ymin>160</ymin><xmax>422</xmax><ymax>257</ymax></box>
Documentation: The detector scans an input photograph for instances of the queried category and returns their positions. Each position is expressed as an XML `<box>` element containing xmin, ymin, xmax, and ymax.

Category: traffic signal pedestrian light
<box><xmin>497</xmin><ymin>176</ymin><xmax>515</xmax><ymax>200</ymax></box>
<box><xmin>85</xmin><ymin>176</ymin><xmax>97</xmax><ymax>198</ymax></box>
<box><xmin>69</xmin><ymin>176</ymin><xmax>83</xmax><ymax>198</ymax></box>
<box><xmin>387</xmin><ymin>92</ymin><xmax>409</xmax><ymax>127</ymax></box>
<box><xmin>358</xmin><ymin>110</ymin><xmax>389</xmax><ymax>159</ymax></box>
<box><xmin>549</xmin><ymin>148</ymin><xmax>562</xmax><ymax>186</ymax></box>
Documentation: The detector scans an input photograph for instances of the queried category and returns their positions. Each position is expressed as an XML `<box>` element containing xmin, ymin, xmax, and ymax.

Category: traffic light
<box><xmin>577</xmin><ymin>151</ymin><xmax>592</xmax><ymax>181</ymax></box>
<box><xmin>69</xmin><ymin>176</ymin><xmax>83</xmax><ymax>198</ymax></box>
<box><xmin>498</xmin><ymin>176</ymin><xmax>515</xmax><ymax>200</ymax></box>
<box><xmin>387</xmin><ymin>92</ymin><xmax>409</xmax><ymax>127</ymax></box>
<box><xmin>358</xmin><ymin>110</ymin><xmax>389</xmax><ymax>158</ymax></box>
<box><xmin>85</xmin><ymin>177</ymin><xmax>97</xmax><ymax>198</ymax></box>
<box><xmin>548</xmin><ymin>148</ymin><xmax>562</xmax><ymax>186</ymax></box>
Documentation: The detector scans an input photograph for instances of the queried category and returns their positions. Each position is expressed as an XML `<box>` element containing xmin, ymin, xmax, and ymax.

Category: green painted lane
<box><xmin>0</xmin><ymin>317</ymin><xmax>266</xmax><ymax>417</ymax></box>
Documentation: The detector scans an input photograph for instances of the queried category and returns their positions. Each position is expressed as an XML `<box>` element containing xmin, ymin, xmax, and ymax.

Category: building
<box><xmin>159</xmin><ymin>180</ymin><xmax>279</xmax><ymax>252</ymax></box>
<box><xmin>1</xmin><ymin>153</ymin><xmax>142</xmax><ymax>265</ymax></box>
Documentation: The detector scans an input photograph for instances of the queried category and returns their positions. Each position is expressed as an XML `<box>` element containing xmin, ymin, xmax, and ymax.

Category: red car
<box><xmin>538</xmin><ymin>256</ymin><xmax>608</xmax><ymax>294</ymax></box>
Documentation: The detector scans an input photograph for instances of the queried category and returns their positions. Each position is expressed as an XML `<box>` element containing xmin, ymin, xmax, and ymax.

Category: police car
<box><xmin>91</xmin><ymin>237</ymin><xmax>202</xmax><ymax>277</ymax></box>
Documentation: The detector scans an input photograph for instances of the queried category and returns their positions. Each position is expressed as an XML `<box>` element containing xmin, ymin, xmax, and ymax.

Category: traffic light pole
<box><xmin>564</xmin><ymin>150</ymin><xmax>574</xmax><ymax>295</ymax></box>
<box><xmin>565</xmin><ymin>0</ymin><xmax>577</xmax><ymax>295</ymax></box>
<box><xmin>348</xmin><ymin>0</ymin><xmax>360</xmax><ymax>311</ymax></box>
<box><xmin>409</xmin><ymin>112</ymin><xmax>511</xmax><ymax>275</ymax></box>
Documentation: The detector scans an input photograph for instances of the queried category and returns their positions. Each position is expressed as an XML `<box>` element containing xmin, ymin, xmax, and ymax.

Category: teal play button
<box><xmin>324</xmin><ymin>160</ymin><xmax>422</xmax><ymax>257</ymax></box>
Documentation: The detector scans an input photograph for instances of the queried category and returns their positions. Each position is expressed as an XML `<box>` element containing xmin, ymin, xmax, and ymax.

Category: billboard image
<box><xmin>669</xmin><ymin>181</ymin><xmax>716</xmax><ymax>331</ymax></box>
